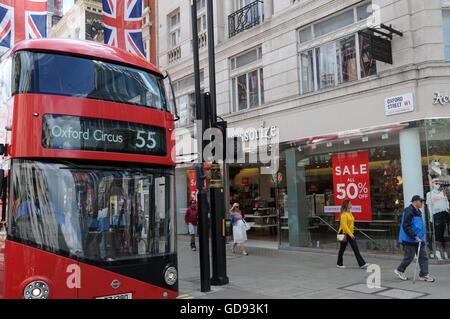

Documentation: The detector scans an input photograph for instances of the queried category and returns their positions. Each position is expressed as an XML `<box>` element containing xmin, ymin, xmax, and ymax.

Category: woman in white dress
<box><xmin>230</xmin><ymin>203</ymin><xmax>248</xmax><ymax>255</ymax></box>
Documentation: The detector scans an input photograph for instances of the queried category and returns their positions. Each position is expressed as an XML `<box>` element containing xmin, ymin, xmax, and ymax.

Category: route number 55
<box><xmin>136</xmin><ymin>131</ymin><xmax>157</xmax><ymax>150</ymax></box>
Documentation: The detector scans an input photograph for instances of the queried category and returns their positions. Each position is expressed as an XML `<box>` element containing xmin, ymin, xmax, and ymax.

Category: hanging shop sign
<box><xmin>332</xmin><ymin>151</ymin><xmax>372</xmax><ymax>222</ymax></box>
<box><xmin>359</xmin><ymin>31</ymin><xmax>393</xmax><ymax>64</ymax></box>
<box><xmin>359</xmin><ymin>25</ymin><xmax>403</xmax><ymax>65</ymax></box>
<box><xmin>385</xmin><ymin>93</ymin><xmax>414</xmax><ymax>116</ymax></box>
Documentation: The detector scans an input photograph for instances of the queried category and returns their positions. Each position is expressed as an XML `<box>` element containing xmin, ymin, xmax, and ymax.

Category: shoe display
<box><xmin>435</xmin><ymin>251</ymin><xmax>443</xmax><ymax>261</ymax></box>
<box><xmin>444</xmin><ymin>252</ymin><xmax>449</xmax><ymax>260</ymax></box>
<box><xmin>394</xmin><ymin>269</ymin><xmax>408</xmax><ymax>281</ymax></box>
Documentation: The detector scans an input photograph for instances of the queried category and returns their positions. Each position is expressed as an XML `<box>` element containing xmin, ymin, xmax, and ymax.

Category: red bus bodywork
<box><xmin>0</xmin><ymin>39</ymin><xmax>177</xmax><ymax>299</ymax></box>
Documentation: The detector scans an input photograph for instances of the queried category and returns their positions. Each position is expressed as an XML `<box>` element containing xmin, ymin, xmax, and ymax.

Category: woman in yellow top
<box><xmin>337</xmin><ymin>200</ymin><xmax>369</xmax><ymax>269</ymax></box>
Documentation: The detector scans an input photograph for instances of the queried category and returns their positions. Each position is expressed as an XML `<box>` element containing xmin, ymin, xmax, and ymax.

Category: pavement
<box><xmin>177</xmin><ymin>235</ymin><xmax>450</xmax><ymax>299</ymax></box>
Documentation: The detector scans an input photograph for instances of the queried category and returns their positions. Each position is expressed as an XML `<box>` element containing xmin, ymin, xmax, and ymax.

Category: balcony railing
<box><xmin>168</xmin><ymin>46</ymin><xmax>181</xmax><ymax>64</ymax></box>
<box><xmin>228</xmin><ymin>1</ymin><xmax>264</xmax><ymax>38</ymax></box>
<box><xmin>198</xmin><ymin>32</ymin><xmax>208</xmax><ymax>49</ymax></box>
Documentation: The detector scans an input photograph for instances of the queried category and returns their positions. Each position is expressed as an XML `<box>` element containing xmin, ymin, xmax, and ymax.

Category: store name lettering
<box><xmin>234</xmin><ymin>126</ymin><xmax>279</xmax><ymax>142</ymax></box>
<box><xmin>51</xmin><ymin>125</ymin><xmax>124</xmax><ymax>144</ymax></box>
<box><xmin>433</xmin><ymin>92</ymin><xmax>450</xmax><ymax>105</ymax></box>
<box><xmin>335</xmin><ymin>164</ymin><xmax>368</xmax><ymax>176</ymax></box>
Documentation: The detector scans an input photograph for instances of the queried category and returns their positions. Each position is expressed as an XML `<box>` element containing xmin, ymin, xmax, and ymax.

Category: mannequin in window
<box><xmin>426</xmin><ymin>179</ymin><xmax>450</xmax><ymax>260</ymax></box>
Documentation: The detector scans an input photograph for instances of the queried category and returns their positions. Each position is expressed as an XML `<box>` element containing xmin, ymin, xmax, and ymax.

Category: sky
<box><xmin>63</xmin><ymin>0</ymin><xmax>74</xmax><ymax>14</ymax></box>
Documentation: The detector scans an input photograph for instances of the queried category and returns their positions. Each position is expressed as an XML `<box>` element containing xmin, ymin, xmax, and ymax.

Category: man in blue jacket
<box><xmin>395</xmin><ymin>195</ymin><xmax>435</xmax><ymax>282</ymax></box>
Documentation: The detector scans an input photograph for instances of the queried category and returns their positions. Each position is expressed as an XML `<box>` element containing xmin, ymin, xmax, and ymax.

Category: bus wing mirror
<box><xmin>164</xmin><ymin>71</ymin><xmax>180</xmax><ymax>122</ymax></box>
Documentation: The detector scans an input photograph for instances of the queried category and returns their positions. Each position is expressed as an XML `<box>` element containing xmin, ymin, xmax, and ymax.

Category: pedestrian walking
<box><xmin>337</xmin><ymin>200</ymin><xmax>369</xmax><ymax>269</ymax></box>
<box><xmin>395</xmin><ymin>195</ymin><xmax>435</xmax><ymax>282</ymax></box>
<box><xmin>230</xmin><ymin>203</ymin><xmax>248</xmax><ymax>256</ymax></box>
<box><xmin>185</xmin><ymin>200</ymin><xmax>198</xmax><ymax>251</ymax></box>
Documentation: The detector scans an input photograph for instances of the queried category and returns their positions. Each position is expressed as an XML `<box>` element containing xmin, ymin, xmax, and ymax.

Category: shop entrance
<box><xmin>228</xmin><ymin>164</ymin><xmax>284</xmax><ymax>244</ymax></box>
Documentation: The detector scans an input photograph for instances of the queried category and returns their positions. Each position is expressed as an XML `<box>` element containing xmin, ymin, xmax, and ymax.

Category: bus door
<box><xmin>0</xmin><ymin>167</ymin><xmax>8</xmax><ymax>298</ymax></box>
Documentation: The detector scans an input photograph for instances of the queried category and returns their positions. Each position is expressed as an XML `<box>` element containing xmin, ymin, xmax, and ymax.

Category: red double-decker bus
<box><xmin>0</xmin><ymin>39</ymin><xmax>178</xmax><ymax>299</ymax></box>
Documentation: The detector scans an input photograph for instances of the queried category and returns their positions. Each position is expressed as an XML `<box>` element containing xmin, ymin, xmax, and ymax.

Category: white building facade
<box><xmin>161</xmin><ymin>0</ymin><xmax>450</xmax><ymax>257</ymax></box>
<box><xmin>49</xmin><ymin>0</ymin><xmax>103</xmax><ymax>41</ymax></box>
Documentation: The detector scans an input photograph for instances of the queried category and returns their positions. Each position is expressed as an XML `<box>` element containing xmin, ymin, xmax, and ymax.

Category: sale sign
<box><xmin>188</xmin><ymin>170</ymin><xmax>198</xmax><ymax>206</ymax></box>
<box><xmin>332</xmin><ymin>151</ymin><xmax>372</xmax><ymax>222</ymax></box>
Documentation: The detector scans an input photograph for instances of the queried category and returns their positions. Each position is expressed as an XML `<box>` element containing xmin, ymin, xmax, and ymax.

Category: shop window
<box><xmin>280</xmin><ymin>127</ymin><xmax>406</xmax><ymax>254</ymax></box>
<box><xmin>424</xmin><ymin>119</ymin><xmax>450</xmax><ymax>260</ymax></box>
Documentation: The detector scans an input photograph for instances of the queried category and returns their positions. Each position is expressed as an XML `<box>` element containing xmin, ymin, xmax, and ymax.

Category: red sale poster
<box><xmin>188</xmin><ymin>170</ymin><xmax>198</xmax><ymax>206</ymax></box>
<box><xmin>332</xmin><ymin>151</ymin><xmax>372</xmax><ymax>222</ymax></box>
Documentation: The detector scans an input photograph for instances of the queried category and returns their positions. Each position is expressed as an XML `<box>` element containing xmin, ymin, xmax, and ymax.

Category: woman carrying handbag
<box><xmin>230</xmin><ymin>203</ymin><xmax>249</xmax><ymax>256</ymax></box>
<box><xmin>337</xmin><ymin>200</ymin><xmax>369</xmax><ymax>269</ymax></box>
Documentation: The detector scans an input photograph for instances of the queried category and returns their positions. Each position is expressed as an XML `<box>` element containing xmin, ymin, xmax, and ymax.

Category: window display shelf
<box><xmin>251</xmin><ymin>224</ymin><xmax>278</xmax><ymax>228</ymax></box>
<box><xmin>245</xmin><ymin>214</ymin><xmax>278</xmax><ymax>219</ymax></box>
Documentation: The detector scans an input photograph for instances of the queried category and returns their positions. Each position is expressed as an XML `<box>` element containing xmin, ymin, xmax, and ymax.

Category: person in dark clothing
<box><xmin>395</xmin><ymin>195</ymin><xmax>435</xmax><ymax>282</ymax></box>
<box><xmin>185</xmin><ymin>200</ymin><xmax>198</xmax><ymax>251</ymax></box>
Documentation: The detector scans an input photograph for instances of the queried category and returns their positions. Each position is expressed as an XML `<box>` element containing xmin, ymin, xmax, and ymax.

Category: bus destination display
<box><xmin>42</xmin><ymin>115</ymin><xmax>167</xmax><ymax>156</ymax></box>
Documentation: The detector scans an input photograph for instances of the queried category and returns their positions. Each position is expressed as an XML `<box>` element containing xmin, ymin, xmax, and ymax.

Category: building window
<box><xmin>173</xmin><ymin>72</ymin><xmax>205</xmax><ymax>127</ymax></box>
<box><xmin>300</xmin><ymin>50</ymin><xmax>314</xmax><ymax>93</ymax></box>
<box><xmin>230</xmin><ymin>47</ymin><xmax>264</xmax><ymax>112</ymax></box>
<box><xmin>314</xmin><ymin>9</ymin><xmax>354</xmax><ymax>38</ymax></box>
<box><xmin>177</xmin><ymin>93</ymin><xmax>196</xmax><ymax>127</ymax></box>
<box><xmin>169</xmin><ymin>10</ymin><xmax>181</xmax><ymax>48</ymax></box>
<box><xmin>443</xmin><ymin>9</ymin><xmax>450</xmax><ymax>60</ymax></box>
<box><xmin>298</xmin><ymin>1</ymin><xmax>376</xmax><ymax>94</ymax></box>
<box><xmin>197</xmin><ymin>14</ymin><xmax>207</xmax><ymax>33</ymax></box>
<box><xmin>232</xmin><ymin>68</ymin><xmax>264</xmax><ymax>111</ymax></box>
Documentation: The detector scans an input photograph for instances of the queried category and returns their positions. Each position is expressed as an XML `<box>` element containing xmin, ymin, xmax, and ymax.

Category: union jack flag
<box><xmin>102</xmin><ymin>0</ymin><xmax>146</xmax><ymax>59</ymax></box>
<box><xmin>0</xmin><ymin>0</ymin><xmax>47</xmax><ymax>49</ymax></box>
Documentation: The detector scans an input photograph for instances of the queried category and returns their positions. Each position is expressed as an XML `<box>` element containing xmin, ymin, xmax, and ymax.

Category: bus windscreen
<box><xmin>14</xmin><ymin>51</ymin><xmax>168</xmax><ymax>110</ymax></box>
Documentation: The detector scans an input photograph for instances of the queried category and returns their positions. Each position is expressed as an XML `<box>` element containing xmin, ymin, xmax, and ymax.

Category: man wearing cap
<box><xmin>395</xmin><ymin>195</ymin><xmax>435</xmax><ymax>282</ymax></box>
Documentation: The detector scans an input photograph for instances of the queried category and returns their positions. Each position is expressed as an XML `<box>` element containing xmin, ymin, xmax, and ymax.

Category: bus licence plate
<box><xmin>96</xmin><ymin>293</ymin><xmax>133</xmax><ymax>299</ymax></box>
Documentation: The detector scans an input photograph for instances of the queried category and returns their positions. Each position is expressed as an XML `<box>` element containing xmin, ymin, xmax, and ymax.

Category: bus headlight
<box><xmin>23</xmin><ymin>281</ymin><xmax>50</xmax><ymax>299</ymax></box>
<box><xmin>164</xmin><ymin>266</ymin><xmax>178</xmax><ymax>286</ymax></box>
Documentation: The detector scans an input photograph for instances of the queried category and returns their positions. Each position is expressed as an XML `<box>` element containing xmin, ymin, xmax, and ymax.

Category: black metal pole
<box><xmin>207</xmin><ymin>0</ymin><xmax>229</xmax><ymax>286</ymax></box>
<box><xmin>191</xmin><ymin>0</ymin><xmax>211</xmax><ymax>293</ymax></box>
<box><xmin>206</xmin><ymin>0</ymin><xmax>217</xmax><ymax>122</ymax></box>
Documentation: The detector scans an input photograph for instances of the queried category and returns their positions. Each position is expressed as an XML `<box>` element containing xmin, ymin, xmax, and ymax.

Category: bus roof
<box><xmin>9</xmin><ymin>38</ymin><xmax>162</xmax><ymax>75</ymax></box>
